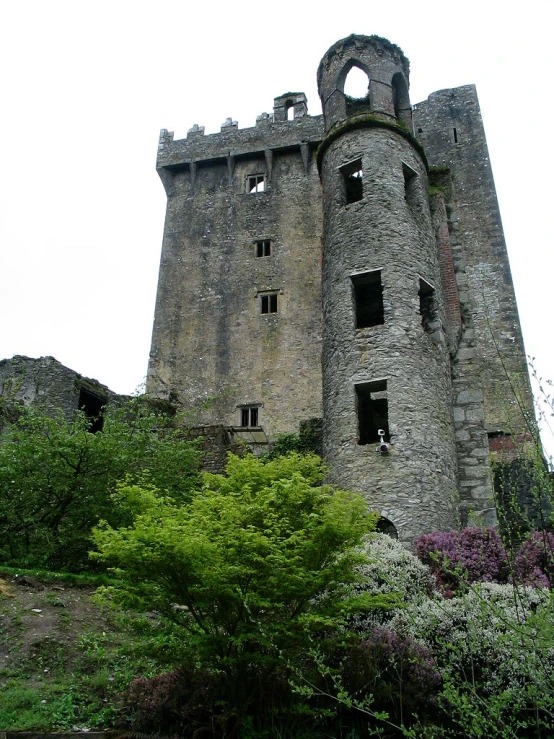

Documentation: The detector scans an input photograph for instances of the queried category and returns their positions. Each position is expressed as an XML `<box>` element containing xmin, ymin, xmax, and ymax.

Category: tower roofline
<box><xmin>317</xmin><ymin>34</ymin><xmax>410</xmax><ymax>89</ymax></box>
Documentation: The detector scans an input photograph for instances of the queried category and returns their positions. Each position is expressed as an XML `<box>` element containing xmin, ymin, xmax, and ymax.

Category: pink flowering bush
<box><xmin>513</xmin><ymin>530</ymin><xmax>554</xmax><ymax>588</ymax></box>
<box><xmin>415</xmin><ymin>527</ymin><xmax>509</xmax><ymax>595</ymax></box>
<box><xmin>341</xmin><ymin>626</ymin><xmax>441</xmax><ymax>726</ymax></box>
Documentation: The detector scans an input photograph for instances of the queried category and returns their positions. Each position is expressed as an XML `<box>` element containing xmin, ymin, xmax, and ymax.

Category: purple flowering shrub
<box><xmin>415</xmin><ymin>527</ymin><xmax>554</xmax><ymax>594</ymax></box>
<box><xmin>341</xmin><ymin>626</ymin><xmax>441</xmax><ymax>725</ymax></box>
<box><xmin>123</xmin><ymin>666</ymin><xmax>226</xmax><ymax>735</ymax></box>
<box><xmin>414</xmin><ymin>527</ymin><xmax>509</xmax><ymax>595</ymax></box>
<box><xmin>513</xmin><ymin>530</ymin><xmax>554</xmax><ymax>588</ymax></box>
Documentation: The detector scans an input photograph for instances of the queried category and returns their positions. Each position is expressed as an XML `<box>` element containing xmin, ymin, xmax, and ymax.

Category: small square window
<box><xmin>260</xmin><ymin>293</ymin><xmax>278</xmax><ymax>314</ymax></box>
<box><xmin>256</xmin><ymin>240</ymin><xmax>271</xmax><ymax>257</ymax></box>
<box><xmin>341</xmin><ymin>158</ymin><xmax>363</xmax><ymax>204</ymax></box>
<box><xmin>248</xmin><ymin>174</ymin><xmax>266</xmax><ymax>193</ymax></box>
<box><xmin>240</xmin><ymin>406</ymin><xmax>259</xmax><ymax>427</ymax></box>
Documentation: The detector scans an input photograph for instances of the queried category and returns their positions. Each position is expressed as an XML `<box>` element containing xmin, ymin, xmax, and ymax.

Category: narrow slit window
<box><xmin>256</xmin><ymin>240</ymin><xmax>271</xmax><ymax>257</ymax></box>
<box><xmin>260</xmin><ymin>293</ymin><xmax>278</xmax><ymax>314</ymax></box>
<box><xmin>419</xmin><ymin>278</ymin><xmax>438</xmax><ymax>333</ymax></box>
<box><xmin>453</xmin><ymin>127</ymin><xmax>458</xmax><ymax>143</ymax></box>
<box><xmin>402</xmin><ymin>163</ymin><xmax>418</xmax><ymax>210</ymax></box>
<box><xmin>351</xmin><ymin>270</ymin><xmax>384</xmax><ymax>328</ymax></box>
<box><xmin>341</xmin><ymin>158</ymin><xmax>363</xmax><ymax>204</ymax></box>
<box><xmin>356</xmin><ymin>380</ymin><xmax>389</xmax><ymax>445</ymax></box>
<box><xmin>248</xmin><ymin>174</ymin><xmax>266</xmax><ymax>193</ymax></box>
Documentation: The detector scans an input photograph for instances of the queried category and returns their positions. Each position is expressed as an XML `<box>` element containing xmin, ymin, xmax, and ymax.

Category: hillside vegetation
<box><xmin>0</xmin><ymin>402</ymin><xmax>553</xmax><ymax>738</ymax></box>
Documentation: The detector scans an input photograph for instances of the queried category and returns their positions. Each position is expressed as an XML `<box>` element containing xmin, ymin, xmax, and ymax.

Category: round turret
<box><xmin>317</xmin><ymin>34</ymin><xmax>412</xmax><ymax>131</ymax></box>
<box><xmin>317</xmin><ymin>35</ymin><xmax>459</xmax><ymax>542</ymax></box>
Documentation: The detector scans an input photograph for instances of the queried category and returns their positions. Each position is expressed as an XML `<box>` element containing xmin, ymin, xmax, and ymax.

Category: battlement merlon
<box><xmin>156</xmin><ymin>113</ymin><xmax>324</xmax><ymax>171</ymax></box>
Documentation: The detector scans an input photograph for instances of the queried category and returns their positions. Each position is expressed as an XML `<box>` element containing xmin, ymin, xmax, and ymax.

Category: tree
<box><xmin>0</xmin><ymin>398</ymin><xmax>200</xmax><ymax>570</ymax></box>
<box><xmin>92</xmin><ymin>453</ymin><xmax>376</xmax><ymax>729</ymax></box>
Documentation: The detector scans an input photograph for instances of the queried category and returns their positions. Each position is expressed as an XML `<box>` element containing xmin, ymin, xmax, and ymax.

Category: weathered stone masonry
<box><xmin>147</xmin><ymin>34</ymin><xmax>534</xmax><ymax>541</ymax></box>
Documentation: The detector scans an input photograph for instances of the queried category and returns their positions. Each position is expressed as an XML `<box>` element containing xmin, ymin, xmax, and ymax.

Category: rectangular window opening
<box><xmin>351</xmin><ymin>270</ymin><xmax>384</xmax><ymax>328</ymax></box>
<box><xmin>260</xmin><ymin>293</ymin><xmax>278</xmax><ymax>314</ymax></box>
<box><xmin>341</xmin><ymin>158</ymin><xmax>363</xmax><ymax>204</ymax></box>
<box><xmin>240</xmin><ymin>406</ymin><xmax>260</xmax><ymax>427</ymax></box>
<box><xmin>453</xmin><ymin>127</ymin><xmax>458</xmax><ymax>144</ymax></box>
<box><xmin>356</xmin><ymin>380</ymin><xmax>389</xmax><ymax>445</ymax></box>
<box><xmin>256</xmin><ymin>240</ymin><xmax>271</xmax><ymax>257</ymax></box>
<box><xmin>402</xmin><ymin>163</ymin><xmax>418</xmax><ymax>209</ymax></box>
<box><xmin>248</xmin><ymin>174</ymin><xmax>266</xmax><ymax>193</ymax></box>
<box><xmin>419</xmin><ymin>278</ymin><xmax>438</xmax><ymax>333</ymax></box>
<box><xmin>78</xmin><ymin>387</ymin><xmax>106</xmax><ymax>433</ymax></box>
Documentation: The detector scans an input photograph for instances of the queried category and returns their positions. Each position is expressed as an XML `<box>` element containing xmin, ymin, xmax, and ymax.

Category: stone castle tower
<box><xmin>147</xmin><ymin>34</ymin><xmax>534</xmax><ymax>541</ymax></box>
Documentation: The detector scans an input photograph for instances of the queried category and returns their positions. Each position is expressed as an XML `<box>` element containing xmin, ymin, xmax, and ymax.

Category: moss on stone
<box><xmin>316</xmin><ymin>114</ymin><xmax>427</xmax><ymax>174</ymax></box>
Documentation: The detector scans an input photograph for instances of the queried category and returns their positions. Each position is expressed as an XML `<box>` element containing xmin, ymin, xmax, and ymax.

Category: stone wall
<box><xmin>0</xmin><ymin>356</ymin><xmax>118</xmax><ymax>422</ymax></box>
<box><xmin>148</xmin><ymin>109</ymin><xmax>325</xmax><ymax>439</ymax></box>
<box><xmin>413</xmin><ymin>87</ymin><xmax>534</xmax><ymax>438</ymax></box>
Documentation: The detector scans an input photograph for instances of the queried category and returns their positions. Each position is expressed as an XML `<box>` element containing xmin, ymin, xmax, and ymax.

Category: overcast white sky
<box><xmin>1</xmin><ymin>0</ymin><xmax>553</xmax><ymax>442</ymax></box>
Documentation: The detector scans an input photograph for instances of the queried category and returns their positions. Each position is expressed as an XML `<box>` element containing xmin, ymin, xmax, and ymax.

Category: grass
<box><xmin>0</xmin><ymin>572</ymin><xmax>179</xmax><ymax>731</ymax></box>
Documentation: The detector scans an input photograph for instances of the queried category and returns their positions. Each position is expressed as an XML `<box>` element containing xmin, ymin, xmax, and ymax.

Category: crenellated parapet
<box><xmin>156</xmin><ymin>95</ymin><xmax>323</xmax><ymax>176</ymax></box>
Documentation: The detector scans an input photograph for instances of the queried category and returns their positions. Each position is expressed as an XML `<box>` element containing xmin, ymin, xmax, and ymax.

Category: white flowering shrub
<box><xmin>390</xmin><ymin>583</ymin><xmax>553</xmax><ymax>695</ymax></box>
<box><xmin>357</xmin><ymin>533</ymin><xmax>436</xmax><ymax>600</ymax></box>
<box><xmin>348</xmin><ymin>534</ymin><xmax>436</xmax><ymax>630</ymax></box>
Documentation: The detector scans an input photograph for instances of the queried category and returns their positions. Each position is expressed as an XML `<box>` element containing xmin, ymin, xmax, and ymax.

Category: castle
<box><xmin>146</xmin><ymin>34</ymin><xmax>534</xmax><ymax>542</ymax></box>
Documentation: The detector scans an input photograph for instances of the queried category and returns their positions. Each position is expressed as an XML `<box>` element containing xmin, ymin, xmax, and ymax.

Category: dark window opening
<box><xmin>256</xmin><ymin>240</ymin><xmax>271</xmax><ymax>257</ymax></box>
<box><xmin>356</xmin><ymin>380</ymin><xmax>389</xmax><ymax>445</ymax></box>
<box><xmin>78</xmin><ymin>387</ymin><xmax>105</xmax><ymax>433</ymax></box>
<box><xmin>352</xmin><ymin>270</ymin><xmax>384</xmax><ymax>328</ymax></box>
<box><xmin>240</xmin><ymin>407</ymin><xmax>259</xmax><ymax>427</ymax></box>
<box><xmin>341</xmin><ymin>158</ymin><xmax>363</xmax><ymax>204</ymax></box>
<box><xmin>419</xmin><ymin>278</ymin><xmax>438</xmax><ymax>333</ymax></box>
<box><xmin>260</xmin><ymin>293</ymin><xmax>278</xmax><ymax>314</ymax></box>
<box><xmin>391</xmin><ymin>72</ymin><xmax>411</xmax><ymax>127</ymax></box>
<box><xmin>402</xmin><ymin>163</ymin><xmax>418</xmax><ymax>209</ymax></box>
<box><xmin>453</xmin><ymin>127</ymin><xmax>458</xmax><ymax>143</ymax></box>
<box><xmin>376</xmin><ymin>517</ymin><xmax>399</xmax><ymax>539</ymax></box>
<box><xmin>417</xmin><ymin>127</ymin><xmax>423</xmax><ymax>134</ymax></box>
<box><xmin>248</xmin><ymin>174</ymin><xmax>266</xmax><ymax>193</ymax></box>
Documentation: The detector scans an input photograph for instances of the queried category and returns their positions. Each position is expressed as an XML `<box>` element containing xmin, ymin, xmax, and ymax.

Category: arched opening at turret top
<box><xmin>391</xmin><ymin>72</ymin><xmax>412</xmax><ymax>128</ymax></box>
<box><xmin>343</xmin><ymin>65</ymin><xmax>370</xmax><ymax>98</ymax></box>
<box><xmin>339</xmin><ymin>60</ymin><xmax>372</xmax><ymax>117</ymax></box>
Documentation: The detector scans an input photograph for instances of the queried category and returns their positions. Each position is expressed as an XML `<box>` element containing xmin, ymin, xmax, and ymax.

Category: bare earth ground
<box><xmin>0</xmin><ymin>576</ymin><xmax>107</xmax><ymax>679</ymax></box>
<box><xmin>0</xmin><ymin>573</ymin><xmax>164</xmax><ymax>731</ymax></box>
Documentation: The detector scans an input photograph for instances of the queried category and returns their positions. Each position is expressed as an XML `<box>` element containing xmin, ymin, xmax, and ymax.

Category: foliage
<box><xmin>0</xmin><ymin>578</ymin><xmax>176</xmax><ymax>731</ymax></box>
<box><xmin>92</xmin><ymin>453</ymin><xmax>377</xmax><ymax>730</ymax></box>
<box><xmin>513</xmin><ymin>529</ymin><xmax>554</xmax><ymax>588</ymax></box>
<box><xmin>267</xmin><ymin>419</ymin><xmax>322</xmax><ymax>458</ymax></box>
<box><xmin>391</xmin><ymin>583</ymin><xmax>554</xmax><ymax>738</ymax></box>
<box><xmin>340</xmin><ymin>626</ymin><xmax>441</xmax><ymax>729</ymax></box>
<box><xmin>358</xmin><ymin>534</ymin><xmax>435</xmax><ymax>602</ymax></box>
<box><xmin>414</xmin><ymin>527</ymin><xmax>510</xmax><ymax>595</ymax></box>
<box><xmin>0</xmin><ymin>398</ymin><xmax>200</xmax><ymax>570</ymax></box>
<box><xmin>415</xmin><ymin>526</ymin><xmax>554</xmax><ymax>595</ymax></box>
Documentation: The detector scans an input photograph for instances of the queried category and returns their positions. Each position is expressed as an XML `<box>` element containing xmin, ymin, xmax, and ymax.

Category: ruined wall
<box><xmin>148</xmin><ymin>109</ymin><xmax>325</xmax><ymax>439</ymax></box>
<box><xmin>0</xmin><ymin>356</ymin><xmax>117</xmax><ymax>420</ymax></box>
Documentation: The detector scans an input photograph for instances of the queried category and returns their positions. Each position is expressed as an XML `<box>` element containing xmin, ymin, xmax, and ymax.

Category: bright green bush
<box><xmin>92</xmin><ymin>453</ymin><xmax>377</xmax><ymax>728</ymax></box>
